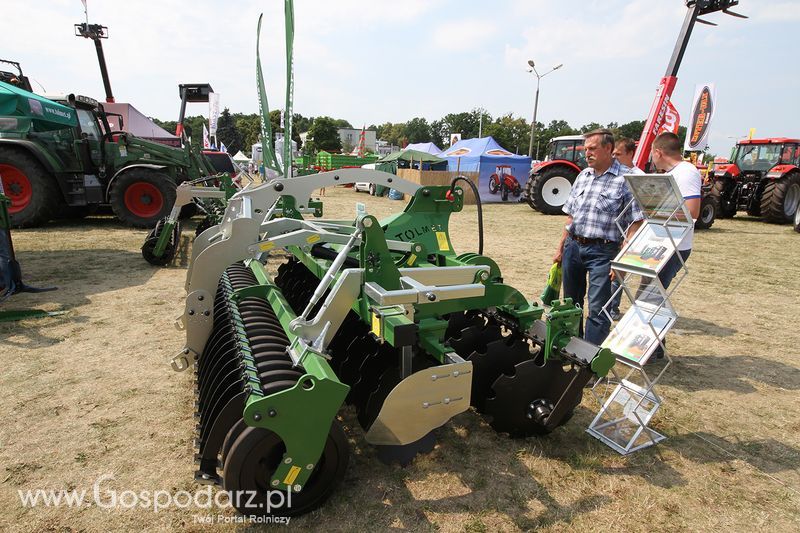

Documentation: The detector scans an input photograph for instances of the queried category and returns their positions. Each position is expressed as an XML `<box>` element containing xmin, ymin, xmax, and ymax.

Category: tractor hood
<box><xmin>0</xmin><ymin>80</ymin><xmax>78</xmax><ymax>131</ymax></box>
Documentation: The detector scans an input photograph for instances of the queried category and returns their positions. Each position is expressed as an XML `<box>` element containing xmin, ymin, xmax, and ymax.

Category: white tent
<box><xmin>232</xmin><ymin>151</ymin><xmax>250</xmax><ymax>163</ymax></box>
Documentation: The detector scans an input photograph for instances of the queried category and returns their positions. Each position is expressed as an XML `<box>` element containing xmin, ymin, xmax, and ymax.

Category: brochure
<box><xmin>613</xmin><ymin>221</ymin><xmax>685</xmax><ymax>273</ymax></box>
<box><xmin>624</xmin><ymin>174</ymin><xmax>690</xmax><ymax>223</ymax></box>
<box><xmin>601</xmin><ymin>302</ymin><xmax>676</xmax><ymax>366</ymax></box>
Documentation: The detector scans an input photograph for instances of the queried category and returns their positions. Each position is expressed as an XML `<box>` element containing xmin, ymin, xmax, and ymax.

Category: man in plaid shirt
<box><xmin>553</xmin><ymin>129</ymin><xmax>644</xmax><ymax>344</ymax></box>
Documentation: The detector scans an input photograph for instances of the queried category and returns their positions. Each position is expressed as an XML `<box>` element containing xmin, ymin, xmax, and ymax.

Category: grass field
<box><xmin>2</xmin><ymin>186</ymin><xmax>799</xmax><ymax>532</ymax></box>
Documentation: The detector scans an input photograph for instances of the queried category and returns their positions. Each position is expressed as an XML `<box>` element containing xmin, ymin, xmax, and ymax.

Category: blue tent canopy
<box><xmin>439</xmin><ymin>137</ymin><xmax>532</xmax><ymax>203</ymax></box>
<box><xmin>404</xmin><ymin>142</ymin><xmax>442</xmax><ymax>155</ymax></box>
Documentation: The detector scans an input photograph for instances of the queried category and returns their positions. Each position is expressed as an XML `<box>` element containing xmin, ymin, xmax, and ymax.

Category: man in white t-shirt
<box><xmin>648</xmin><ymin>132</ymin><xmax>701</xmax><ymax>294</ymax></box>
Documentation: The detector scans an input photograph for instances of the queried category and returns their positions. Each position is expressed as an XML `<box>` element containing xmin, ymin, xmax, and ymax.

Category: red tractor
<box><xmin>710</xmin><ymin>138</ymin><xmax>800</xmax><ymax>223</ymax></box>
<box><xmin>524</xmin><ymin>135</ymin><xmax>585</xmax><ymax>214</ymax></box>
<box><xmin>488</xmin><ymin>164</ymin><xmax>522</xmax><ymax>201</ymax></box>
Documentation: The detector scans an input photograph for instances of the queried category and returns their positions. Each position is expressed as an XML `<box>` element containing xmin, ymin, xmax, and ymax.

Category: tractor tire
<box><xmin>710</xmin><ymin>178</ymin><xmax>737</xmax><ymax>218</ymax></box>
<box><xmin>488</xmin><ymin>175</ymin><xmax>499</xmax><ymax>194</ymax></box>
<box><xmin>0</xmin><ymin>147</ymin><xmax>60</xmax><ymax>228</ymax></box>
<box><xmin>795</xmin><ymin>203</ymin><xmax>800</xmax><ymax>233</ymax></box>
<box><xmin>760</xmin><ymin>173</ymin><xmax>800</xmax><ymax>224</ymax></box>
<box><xmin>109</xmin><ymin>169</ymin><xmax>176</xmax><ymax>228</ymax></box>
<box><xmin>501</xmin><ymin>181</ymin><xmax>509</xmax><ymax>202</ymax></box>
<box><xmin>526</xmin><ymin>166</ymin><xmax>578</xmax><ymax>215</ymax></box>
<box><xmin>694</xmin><ymin>195</ymin><xmax>717</xmax><ymax>230</ymax></box>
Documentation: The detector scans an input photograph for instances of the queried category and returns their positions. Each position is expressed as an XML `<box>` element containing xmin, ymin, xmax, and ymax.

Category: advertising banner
<box><xmin>684</xmin><ymin>83</ymin><xmax>716</xmax><ymax>151</ymax></box>
<box><xmin>208</xmin><ymin>92</ymin><xmax>220</xmax><ymax>137</ymax></box>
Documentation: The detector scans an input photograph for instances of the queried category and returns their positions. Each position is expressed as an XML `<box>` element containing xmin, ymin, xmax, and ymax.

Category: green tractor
<box><xmin>0</xmin><ymin>75</ymin><xmax>217</xmax><ymax>228</ymax></box>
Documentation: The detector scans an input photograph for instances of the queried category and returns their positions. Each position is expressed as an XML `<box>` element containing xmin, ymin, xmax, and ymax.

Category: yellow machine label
<box><xmin>259</xmin><ymin>242</ymin><xmax>275</xmax><ymax>252</ymax></box>
<box><xmin>407</xmin><ymin>253</ymin><xmax>417</xmax><ymax>266</ymax></box>
<box><xmin>371</xmin><ymin>312</ymin><xmax>381</xmax><ymax>337</ymax></box>
<box><xmin>283</xmin><ymin>465</ymin><xmax>302</xmax><ymax>485</ymax></box>
<box><xmin>436</xmin><ymin>232</ymin><xmax>450</xmax><ymax>251</ymax></box>
<box><xmin>306</xmin><ymin>234</ymin><xmax>321</xmax><ymax>244</ymax></box>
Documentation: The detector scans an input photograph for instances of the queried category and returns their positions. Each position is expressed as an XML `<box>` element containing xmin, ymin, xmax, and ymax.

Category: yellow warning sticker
<box><xmin>406</xmin><ymin>253</ymin><xmax>417</xmax><ymax>266</ymax></box>
<box><xmin>436</xmin><ymin>232</ymin><xmax>450</xmax><ymax>251</ymax></box>
<box><xmin>258</xmin><ymin>242</ymin><xmax>275</xmax><ymax>252</ymax></box>
<box><xmin>371</xmin><ymin>312</ymin><xmax>381</xmax><ymax>337</ymax></box>
<box><xmin>306</xmin><ymin>234</ymin><xmax>321</xmax><ymax>244</ymax></box>
<box><xmin>283</xmin><ymin>465</ymin><xmax>302</xmax><ymax>486</ymax></box>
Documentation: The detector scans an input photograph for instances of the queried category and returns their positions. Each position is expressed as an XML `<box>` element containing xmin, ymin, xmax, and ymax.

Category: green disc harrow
<box><xmin>173</xmin><ymin>168</ymin><xmax>615</xmax><ymax>516</ymax></box>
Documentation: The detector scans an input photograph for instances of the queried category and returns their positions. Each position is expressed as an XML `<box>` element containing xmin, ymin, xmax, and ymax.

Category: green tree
<box><xmin>617</xmin><ymin>120</ymin><xmax>645</xmax><ymax>141</ymax></box>
<box><xmin>433</xmin><ymin>108</ymin><xmax>489</xmax><ymax>143</ymax></box>
<box><xmin>332</xmin><ymin>118</ymin><xmax>353</xmax><ymax>129</ymax></box>
<box><xmin>579</xmin><ymin>122</ymin><xmax>604</xmax><ymax>134</ymax></box>
<box><xmin>403</xmin><ymin>117</ymin><xmax>432</xmax><ymax>144</ymax></box>
<box><xmin>484</xmin><ymin>114</ymin><xmax>530</xmax><ymax>154</ymax></box>
<box><xmin>234</xmin><ymin>113</ymin><xmax>261</xmax><ymax>155</ymax></box>
<box><xmin>306</xmin><ymin>116</ymin><xmax>342</xmax><ymax>153</ymax></box>
<box><xmin>216</xmin><ymin>108</ymin><xmax>243</xmax><ymax>154</ymax></box>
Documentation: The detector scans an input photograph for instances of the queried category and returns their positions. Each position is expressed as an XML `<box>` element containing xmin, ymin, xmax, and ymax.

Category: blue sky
<box><xmin>4</xmin><ymin>0</ymin><xmax>797</xmax><ymax>155</ymax></box>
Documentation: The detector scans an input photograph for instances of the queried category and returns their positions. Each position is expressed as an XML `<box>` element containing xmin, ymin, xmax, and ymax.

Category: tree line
<box><xmin>153</xmin><ymin>107</ymin><xmax>687</xmax><ymax>160</ymax></box>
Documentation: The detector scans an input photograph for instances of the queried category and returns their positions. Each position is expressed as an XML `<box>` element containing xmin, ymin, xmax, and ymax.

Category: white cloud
<box><xmin>753</xmin><ymin>2</ymin><xmax>800</xmax><ymax>22</ymax></box>
<box><xmin>432</xmin><ymin>19</ymin><xmax>498</xmax><ymax>51</ymax></box>
<box><xmin>504</xmin><ymin>0</ymin><xmax>683</xmax><ymax>71</ymax></box>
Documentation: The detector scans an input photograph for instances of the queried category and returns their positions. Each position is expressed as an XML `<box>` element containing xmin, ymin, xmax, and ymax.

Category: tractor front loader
<box><xmin>173</xmin><ymin>168</ymin><xmax>615</xmax><ymax>516</ymax></box>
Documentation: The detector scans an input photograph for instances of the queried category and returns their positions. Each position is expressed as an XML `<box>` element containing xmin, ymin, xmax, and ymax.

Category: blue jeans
<box><xmin>561</xmin><ymin>237</ymin><xmax>620</xmax><ymax>345</ymax></box>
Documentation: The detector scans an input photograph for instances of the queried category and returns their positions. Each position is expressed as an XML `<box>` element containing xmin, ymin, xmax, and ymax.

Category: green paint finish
<box><xmin>543</xmin><ymin>299</ymin><xmax>582</xmax><ymax>362</ymax></box>
<box><xmin>417</xmin><ymin>318</ymin><xmax>450</xmax><ymax>363</ymax></box>
<box><xmin>237</xmin><ymin>260</ymin><xmax>349</xmax><ymax>489</ymax></box>
<box><xmin>591</xmin><ymin>347</ymin><xmax>616</xmax><ymax>377</ymax></box>
<box><xmin>380</xmin><ymin>186</ymin><xmax>463</xmax><ymax>258</ymax></box>
<box><xmin>152</xmin><ymin>220</ymin><xmax>175</xmax><ymax>257</ymax></box>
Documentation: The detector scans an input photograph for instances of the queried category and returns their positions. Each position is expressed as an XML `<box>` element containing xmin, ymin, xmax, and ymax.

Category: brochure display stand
<box><xmin>587</xmin><ymin>174</ymin><xmax>691</xmax><ymax>454</ymax></box>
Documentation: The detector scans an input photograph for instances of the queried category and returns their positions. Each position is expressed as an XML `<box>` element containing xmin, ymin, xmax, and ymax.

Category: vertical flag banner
<box><xmin>256</xmin><ymin>14</ymin><xmax>281</xmax><ymax>174</ymax></box>
<box><xmin>684</xmin><ymin>83</ymin><xmax>716</xmax><ymax>151</ymax></box>
<box><xmin>202</xmin><ymin>123</ymin><xmax>211</xmax><ymax>149</ymax></box>
<box><xmin>208</xmin><ymin>92</ymin><xmax>220</xmax><ymax>137</ymax></box>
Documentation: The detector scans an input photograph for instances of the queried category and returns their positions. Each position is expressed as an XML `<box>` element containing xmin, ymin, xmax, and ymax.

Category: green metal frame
<box><xmin>228</xmin><ymin>260</ymin><xmax>349</xmax><ymax>492</ymax></box>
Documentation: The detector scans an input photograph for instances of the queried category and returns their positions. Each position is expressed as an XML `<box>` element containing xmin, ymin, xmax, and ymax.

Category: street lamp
<box><xmin>527</xmin><ymin>60</ymin><xmax>563</xmax><ymax>159</ymax></box>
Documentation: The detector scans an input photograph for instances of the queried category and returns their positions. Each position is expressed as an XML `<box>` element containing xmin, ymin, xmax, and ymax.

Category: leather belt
<box><xmin>570</xmin><ymin>233</ymin><xmax>620</xmax><ymax>246</ymax></box>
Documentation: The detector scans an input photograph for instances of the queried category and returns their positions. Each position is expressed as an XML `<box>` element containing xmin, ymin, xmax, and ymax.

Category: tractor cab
<box><xmin>542</xmin><ymin>135</ymin><xmax>586</xmax><ymax>168</ymax></box>
<box><xmin>712</xmin><ymin>138</ymin><xmax>800</xmax><ymax>223</ymax></box>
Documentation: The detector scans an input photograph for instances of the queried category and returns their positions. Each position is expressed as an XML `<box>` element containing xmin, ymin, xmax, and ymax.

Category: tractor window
<box><xmin>30</xmin><ymin>125</ymin><xmax>81</xmax><ymax>170</ymax></box>
<box><xmin>734</xmin><ymin>144</ymin><xmax>782</xmax><ymax>172</ymax></box>
<box><xmin>549</xmin><ymin>140</ymin><xmax>585</xmax><ymax>165</ymax></box>
<box><xmin>76</xmin><ymin>109</ymin><xmax>102</xmax><ymax>141</ymax></box>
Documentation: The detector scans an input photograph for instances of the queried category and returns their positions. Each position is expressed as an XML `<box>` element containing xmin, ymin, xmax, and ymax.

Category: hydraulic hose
<box><xmin>449</xmin><ymin>176</ymin><xmax>484</xmax><ymax>255</ymax></box>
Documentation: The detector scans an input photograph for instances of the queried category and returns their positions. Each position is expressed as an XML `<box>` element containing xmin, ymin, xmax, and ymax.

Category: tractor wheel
<box><xmin>222</xmin><ymin>420</ymin><xmax>349</xmax><ymax>517</ymax></box>
<box><xmin>0</xmin><ymin>148</ymin><xmax>59</xmax><ymax>228</ymax></box>
<box><xmin>109</xmin><ymin>169</ymin><xmax>176</xmax><ymax>228</ymax></box>
<box><xmin>526</xmin><ymin>166</ymin><xmax>578</xmax><ymax>215</ymax></box>
<box><xmin>500</xmin><ymin>181</ymin><xmax>509</xmax><ymax>202</ymax></box>
<box><xmin>760</xmin><ymin>173</ymin><xmax>800</xmax><ymax>224</ymax></box>
<box><xmin>488</xmin><ymin>175</ymin><xmax>499</xmax><ymax>194</ymax></box>
<box><xmin>694</xmin><ymin>195</ymin><xmax>717</xmax><ymax>230</ymax></box>
<box><xmin>710</xmin><ymin>178</ymin><xmax>737</xmax><ymax>218</ymax></box>
<box><xmin>795</xmin><ymin>203</ymin><xmax>800</xmax><ymax>233</ymax></box>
